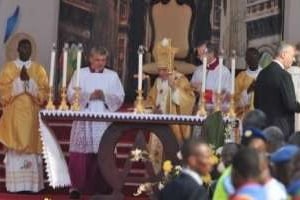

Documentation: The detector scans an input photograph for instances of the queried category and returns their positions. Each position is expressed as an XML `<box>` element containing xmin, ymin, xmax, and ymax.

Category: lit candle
<box><xmin>76</xmin><ymin>44</ymin><xmax>83</xmax><ymax>87</ymax></box>
<box><xmin>201</xmin><ymin>56</ymin><xmax>207</xmax><ymax>93</ymax></box>
<box><xmin>137</xmin><ymin>45</ymin><xmax>144</xmax><ymax>91</ymax></box>
<box><xmin>217</xmin><ymin>51</ymin><xmax>224</xmax><ymax>94</ymax></box>
<box><xmin>62</xmin><ymin>43</ymin><xmax>68</xmax><ymax>88</ymax></box>
<box><xmin>49</xmin><ymin>43</ymin><xmax>56</xmax><ymax>87</ymax></box>
<box><xmin>231</xmin><ymin>50</ymin><xmax>236</xmax><ymax>95</ymax></box>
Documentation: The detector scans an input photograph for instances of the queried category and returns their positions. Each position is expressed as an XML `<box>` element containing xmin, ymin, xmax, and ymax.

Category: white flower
<box><xmin>177</xmin><ymin>151</ymin><xmax>182</xmax><ymax>160</ymax></box>
<box><xmin>158</xmin><ymin>182</ymin><xmax>165</xmax><ymax>190</ymax></box>
<box><xmin>131</xmin><ymin>148</ymin><xmax>143</xmax><ymax>162</ymax></box>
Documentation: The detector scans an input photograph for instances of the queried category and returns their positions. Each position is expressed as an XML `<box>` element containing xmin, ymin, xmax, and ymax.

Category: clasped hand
<box><xmin>90</xmin><ymin>89</ymin><xmax>105</xmax><ymax>101</ymax></box>
<box><xmin>20</xmin><ymin>66</ymin><xmax>30</xmax><ymax>81</ymax></box>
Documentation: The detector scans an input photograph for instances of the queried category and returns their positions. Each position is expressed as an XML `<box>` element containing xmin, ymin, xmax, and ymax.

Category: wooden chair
<box><xmin>143</xmin><ymin>0</ymin><xmax>196</xmax><ymax>75</ymax></box>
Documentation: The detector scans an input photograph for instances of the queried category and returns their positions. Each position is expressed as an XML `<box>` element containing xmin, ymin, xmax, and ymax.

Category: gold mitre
<box><xmin>153</xmin><ymin>38</ymin><xmax>178</xmax><ymax>71</ymax></box>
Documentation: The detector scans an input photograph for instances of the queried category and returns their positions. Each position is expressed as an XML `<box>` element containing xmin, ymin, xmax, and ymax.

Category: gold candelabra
<box><xmin>197</xmin><ymin>92</ymin><xmax>207</xmax><ymax>116</ymax></box>
<box><xmin>134</xmin><ymin>90</ymin><xmax>145</xmax><ymax>114</ymax></box>
<box><xmin>214</xmin><ymin>92</ymin><xmax>221</xmax><ymax>112</ymax></box>
<box><xmin>71</xmin><ymin>87</ymin><xmax>81</xmax><ymax>111</ymax></box>
<box><xmin>46</xmin><ymin>87</ymin><xmax>55</xmax><ymax>110</ymax></box>
<box><xmin>59</xmin><ymin>87</ymin><xmax>69</xmax><ymax>111</ymax></box>
<box><xmin>227</xmin><ymin>94</ymin><xmax>236</xmax><ymax>118</ymax></box>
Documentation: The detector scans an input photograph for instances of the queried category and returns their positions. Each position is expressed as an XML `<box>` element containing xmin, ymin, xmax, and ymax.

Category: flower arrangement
<box><xmin>224</xmin><ymin>119</ymin><xmax>236</xmax><ymax>143</ymax></box>
<box><xmin>133</xmin><ymin>148</ymin><xmax>220</xmax><ymax>197</ymax></box>
<box><xmin>133</xmin><ymin>160</ymin><xmax>182</xmax><ymax>196</ymax></box>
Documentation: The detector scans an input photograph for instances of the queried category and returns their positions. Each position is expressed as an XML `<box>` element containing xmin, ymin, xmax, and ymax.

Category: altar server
<box><xmin>190</xmin><ymin>43</ymin><xmax>231</xmax><ymax>111</ymax></box>
<box><xmin>67</xmin><ymin>46</ymin><xmax>124</xmax><ymax>197</ymax></box>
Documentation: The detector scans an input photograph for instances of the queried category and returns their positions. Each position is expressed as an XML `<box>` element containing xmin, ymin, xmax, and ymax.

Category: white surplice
<box><xmin>67</xmin><ymin>67</ymin><xmax>124</xmax><ymax>153</ymax></box>
<box><xmin>191</xmin><ymin>63</ymin><xmax>231</xmax><ymax>94</ymax></box>
<box><xmin>287</xmin><ymin>66</ymin><xmax>300</xmax><ymax>131</ymax></box>
<box><xmin>191</xmin><ymin>63</ymin><xmax>231</xmax><ymax>111</ymax></box>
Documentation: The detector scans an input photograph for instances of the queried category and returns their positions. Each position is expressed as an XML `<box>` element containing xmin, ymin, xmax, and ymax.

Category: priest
<box><xmin>0</xmin><ymin>39</ymin><xmax>49</xmax><ymax>192</ymax></box>
<box><xmin>234</xmin><ymin>48</ymin><xmax>262</xmax><ymax>118</ymax></box>
<box><xmin>67</xmin><ymin>46</ymin><xmax>124</xmax><ymax>198</ymax></box>
<box><xmin>146</xmin><ymin>38</ymin><xmax>196</xmax><ymax>142</ymax></box>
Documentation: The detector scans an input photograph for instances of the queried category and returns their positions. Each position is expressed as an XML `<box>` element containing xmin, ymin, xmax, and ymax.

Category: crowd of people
<box><xmin>160</xmin><ymin>109</ymin><xmax>300</xmax><ymax>200</ymax></box>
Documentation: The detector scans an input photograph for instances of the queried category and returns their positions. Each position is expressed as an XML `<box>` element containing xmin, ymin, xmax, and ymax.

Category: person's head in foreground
<box><xmin>289</xmin><ymin>132</ymin><xmax>300</xmax><ymax>147</ymax></box>
<box><xmin>275</xmin><ymin>42</ymin><xmax>296</xmax><ymax>69</ymax></box>
<box><xmin>271</xmin><ymin>145</ymin><xmax>300</xmax><ymax>186</ymax></box>
<box><xmin>18</xmin><ymin>39</ymin><xmax>32</xmax><ymax>62</ymax></box>
<box><xmin>181</xmin><ymin>139</ymin><xmax>213</xmax><ymax>176</ymax></box>
<box><xmin>89</xmin><ymin>46</ymin><xmax>109</xmax><ymax>72</ymax></box>
<box><xmin>286</xmin><ymin>151</ymin><xmax>300</xmax><ymax>199</ymax></box>
<box><xmin>242</xmin><ymin>109</ymin><xmax>267</xmax><ymax>132</ymax></box>
<box><xmin>221</xmin><ymin>143</ymin><xmax>240</xmax><ymax>168</ymax></box>
<box><xmin>241</xmin><ymin>128</ymin><xmax>267</xmax><ymax>153</ymax></box>
<box><xmin>263</xmin><ymin>126</ymin><xmax>285</xmax><ymax>153</ymax></box>
<box><xmin>245</xmin><ymin>47</ymin><xmax>260</xmax><ymax>71</ymax></box>
<box><xmin>231</xmin><ymin>147</ymin><xmax>266</xmax><ymax>200</ymax></box>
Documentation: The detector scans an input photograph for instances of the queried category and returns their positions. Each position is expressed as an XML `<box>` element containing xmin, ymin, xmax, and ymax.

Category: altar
<box><xmin>39</xmin><ymin>110</ymin><xmax>239</xmax><ymax>199</ymax></box>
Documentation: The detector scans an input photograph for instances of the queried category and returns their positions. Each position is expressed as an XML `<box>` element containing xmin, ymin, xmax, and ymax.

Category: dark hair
<box><xmin>288</xmin><ymin>132</ymin><xmax>300</xmax><ymax>147</ymax></box>
<box><xmin>246</xmin><ymin>47</ymin><xmax>260</xmax><ymax>59</ymax></box>
<box><xmin>18</xmin><ymin>39</ymin><xmax>31</xmax><ymax>49</ymax></box>
<box><xmin>232</xmin><ymin>147</ymin><xmax>260</xmax><ymax>179</ymax></box>
<box><xmin>181</xmin><ymin>139</ymin><xmax>206</xmax><ymax>164</ymax></box>
<box><xmin>195</xmin><ymin>40</ymin><xmax>209</xmax><ymax>48</ymax></box>
<box><xmin>242</xmin><ymin>109</ymin><xmax>267</xmax><ymax>131</ymax></box>
<box><xmin>206</xmin><ymin>43</ymin><xmax>218</xmax><ymax>57</ymax></box>
<box><xmin>221</xmin><ymin>143</ymin><xmax>241</xmax><ymax>167</ymax></box>
<box><xmin>264</xmin><ymin>126</ymin><xmax>285</xmax><ymax>152</ymax></box>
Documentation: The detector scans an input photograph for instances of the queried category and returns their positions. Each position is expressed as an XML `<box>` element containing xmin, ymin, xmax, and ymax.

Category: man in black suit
<box><xmin>159</xmin><ymin>140</ymin><xmax>211</xmax><ymax>200</ymax></box>
<box><xmin>254</xmin><ymin>43</ymin><xmax>300</xmax><ymax>138</ymax></box>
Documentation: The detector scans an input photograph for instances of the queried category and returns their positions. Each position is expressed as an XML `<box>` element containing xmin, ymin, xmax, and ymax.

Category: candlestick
<box><xmin>49</xmin><ymin>44</ymin><xmax>56</xmax><ymax>87</ymax></box>
<box><xmin>46</xmin><ymin>87</ymin><xmax>55</xmax><ymax>110</ymax></box>
<box><xmin>71</xmin><ymin>87</ymin><xmax>81</xmax><ymax>111</ymax></box>
<box><xmin>134</xmin><ymin>90</ymin><xmax>145</xmax><ymax>114</ymax></box>
<box><xmin>215</xmin><ymin>92</ymin><xmax>221</xmax><ymax>112</ymax></box>
<box><xmin>231</xmin><ymin>50</ymin><xmax>236</xmax><ymax>95</ymax></box>
<box><xmin>197</xmin><ymin>92</ymin><xmax>207</xmax><ymax>116</ymax></box>
<box><xmin>201</xmin><ymin>56</ymin><xmax>207</xmax><ymax>93</ymax></box>
<box><xmin>217</xmin><ymin>50</ymin><xmax>224</xmax><ymax>94</ymax></box>
<box><xmin>227</xmin><ymin>94</ymin><xmax>236</xmax><ymax>118</ymax></box>
<box><xmin>76</xmin><ymin>44</ymin><xmax>83</xmax><ymax>87</ymax></box>
<box><xmin>62</xmin><ymin>43</ymin><xmax>69</xmax><ymax>88</ymax></box>
<box><xmin>59</xmin><ymin>87</ymin><xmax>69</xmax><ymax>111</ymax></box>
<box><xmin>137</xmin><ymin>45</ymin><xmax>144</xmax><ymax>91</ymax></box>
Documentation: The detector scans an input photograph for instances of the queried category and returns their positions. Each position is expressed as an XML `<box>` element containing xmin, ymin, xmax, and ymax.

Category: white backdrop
<box><xmin>0</xmin><ymin>0</ymin><xmax>59</xmax><ymax>71</ymax></box>
<box><xmin>284</xmin><ymin>0</ymin><xmax>300</xmax><ymax>44</ymax></box>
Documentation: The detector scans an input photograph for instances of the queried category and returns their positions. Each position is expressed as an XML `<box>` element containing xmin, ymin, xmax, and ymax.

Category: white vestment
<box><xmin>191</xmin><ymin>63</ymin><xmax>232</xmax><ymax>111</ymax></box>
<box><xmin>287</xmin><ymin>66</ymin><xmax>300</xmax><ymax>131</ymax></box>
<box><xmin>5</xmin><ymin>59</ymin><xmax>44</xmax><ymax>192</ymax></box>
<box><xmin>67</xmin><ymin>67</ymin><xmax>124</xmax><ymax>153</ymax></box>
